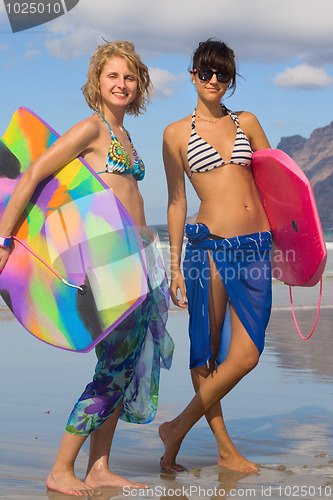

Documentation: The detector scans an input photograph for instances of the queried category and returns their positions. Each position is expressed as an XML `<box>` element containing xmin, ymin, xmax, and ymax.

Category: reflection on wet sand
<box><xmin>45</xmin><ymin>467</ymin><xmax>253</xmax><ymax>500</ymax></box>
<box><xmin>1</xmin><ymin>297</ymin><xmax>333</xmax><ymax>499</ymax></box>
<box><xmin>266</xmin><ymin>308</ymin><xmax>333</xmax><ymax>379</ymax></box>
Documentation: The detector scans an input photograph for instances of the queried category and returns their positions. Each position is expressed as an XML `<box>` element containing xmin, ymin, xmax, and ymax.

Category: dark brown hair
<box><xmin>192</xmin><ymin>38</ymin><xmax>238</xmax><ymax>95</ymax></box>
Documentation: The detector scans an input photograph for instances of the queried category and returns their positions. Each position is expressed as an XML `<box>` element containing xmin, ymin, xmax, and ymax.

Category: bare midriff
<box><xmin>95</xmin><ymin>170</ymin><xmax>146</xmax><ymax>228</ymax></box>
<box><xmin>190</xmin><ymin>163</ymin><xmax>270</xmax><ymax>238</ymax></box>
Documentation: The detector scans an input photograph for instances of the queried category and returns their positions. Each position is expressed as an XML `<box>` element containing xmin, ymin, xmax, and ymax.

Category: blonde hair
<box><xmin>82</xmin><ymin>40</ymin><xmax>153</xmax><ymax>116</ymax></box>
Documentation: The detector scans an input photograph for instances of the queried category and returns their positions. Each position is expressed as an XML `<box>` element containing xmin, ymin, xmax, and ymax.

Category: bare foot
<box><xmin>46</xmin><ymin>471</ymin><xmax>101</xmax><ymax>497</ymax></box>
<box><xmin>85</xmin><ymin>467</ymin><xmax>148</xmax><ymax>489</ymax></box>
<box><xmin>160</xmin><ymin>456</ymin><xmax>186</xmax><ymax>473</ymax></box>
<box><xmin>218</xmin><ymin>449</ymin><xmax>259</xmax><ymax>473</ymax></box>
<box><xmin>159</xmin><ymin>422</ymin><xmax>186</xmax><ymax>472</ymax></box>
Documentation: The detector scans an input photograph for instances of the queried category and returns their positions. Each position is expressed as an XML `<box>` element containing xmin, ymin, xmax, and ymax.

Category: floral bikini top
<box><xmin>97</xmin><ymin>112</ymin><xmax>145</xmax><ymax>181</ymax></box>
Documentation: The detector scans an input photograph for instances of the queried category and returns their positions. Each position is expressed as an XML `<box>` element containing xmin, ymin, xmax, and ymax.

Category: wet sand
<box><xmin>1</xmin><ymin>290</ymin><xmax>333</xmax><ymax>499</ymax></box>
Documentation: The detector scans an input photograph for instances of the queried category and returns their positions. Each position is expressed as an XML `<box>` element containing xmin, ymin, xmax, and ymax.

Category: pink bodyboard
<box><xmin>252</xmin><ymin>149</ymin><xmax>327</xmax><ymax>287</ymax></box>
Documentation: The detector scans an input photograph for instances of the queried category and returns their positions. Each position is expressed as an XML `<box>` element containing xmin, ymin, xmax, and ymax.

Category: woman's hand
<box><xmin>0</xmin><ymin>246</ymin><xmax>11</xmax><ymax>275</ymax></box>
<box><xmin>141</xmin><ymin>225</ymin><xmax>158</xmax><ymax>245</ymax></box>
<box><xmin>170</xmin><ymin>269</ymin><xmax>188</xmax><ymax>308</ymax></box>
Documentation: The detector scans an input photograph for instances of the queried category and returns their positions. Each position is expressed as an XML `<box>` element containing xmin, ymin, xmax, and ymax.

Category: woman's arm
<box><xmin>163</xmin><ymin>123</ymin><xmax>188</xmax><ymax>308</ymax></box>
<box><xmin>136</xmin><ymin>191</ymin><xmax>158</xmax><ymax>243</ymax></box>
<box><xmin>238</xmin><ymin>111</ymin><xmax>271</xmax><ymax>151</ymax></box>
<box><xmin>0</xmin><ymin>117</ymin><xmax>99</xmax><ymax>271</ymax></box>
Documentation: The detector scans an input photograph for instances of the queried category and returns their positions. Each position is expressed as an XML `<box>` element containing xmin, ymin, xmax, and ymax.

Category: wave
<box><xmin>154</xmin><ymin>224</ymin><xmax>333</xmax><ymax>244</ymax></box>
<box><xmin>153</xmin><ymin>224</ymin><xmax>333</xmax><ymax>281</ymax></box>
<box><xmin>272</xmin><ymin>304</ymin><xmax>333</xmax><ymax>311</ymax></box>
<box><xmin>323</xmin><ymin>229</ymin><xmax>333</xmax><ymax>242</ymax></box>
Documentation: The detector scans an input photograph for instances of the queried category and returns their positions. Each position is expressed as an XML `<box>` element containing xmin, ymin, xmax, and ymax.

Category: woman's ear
<box><xmin>189</xmin><ymin>70</ymin><xmax>196</xmax><ymax>85</ymax></box>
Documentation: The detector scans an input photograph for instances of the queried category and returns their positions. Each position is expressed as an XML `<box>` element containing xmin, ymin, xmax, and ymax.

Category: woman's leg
<box><xmin>159</xmin><ymin>270</ymin><xmax>260</xmax><ymax>471</ymax></box>
<box><xmin>85</xmin><ymin>400</ymin><xmax>148</xmax><ymax>489</ymax></box>
<box><xmin>191</xmin><ymin>364</ymin><xmax>258</xmax><ymax>472</ymax></box>
<box><xmin>190</xmin><ymin>255</ymin><xmax>258</xmax><ymax>472</ymax></box>
<box><xmin>47</xmin><ymin>409</ymin><xmax>148</xmax><ymax>496</ymax></box>
<box><xmin>46</xmin><ymin>432</ymin><xmax>100</xmax><ymax>497</ymax></box>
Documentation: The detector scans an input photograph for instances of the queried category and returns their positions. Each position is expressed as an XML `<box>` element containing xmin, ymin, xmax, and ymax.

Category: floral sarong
<box><xmin>65</xmin><ymin>235</ymin><xmax>174</xmax><ymax>435</ymax></box>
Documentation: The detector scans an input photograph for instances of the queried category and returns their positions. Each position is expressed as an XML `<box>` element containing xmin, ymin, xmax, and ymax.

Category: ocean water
<box><xmin>322</xmin><ymin>229</ymin><xmax>333</xmax><ymax>278</ymax></box>
<box><xmin>0</xmin><ymin>227</ymin><xmax>332</xmax><ymax>498</ymax></box>
<box><xmin>152</xmin><ymin>224</ymin><xmax>333</xmax><ymax>276</ymax></box>
<box><xmin>152</xmin><ymin>225</ymin><xmax>333</xmax><ymax>311</ymax></box>
<box><xmin>0</xmin><ymin>225</ymin><xmax>331</xmax><ymax>314</ymax></box>
<box><xmin>1</xmin><ymin>306</ymin><xmax>333</xmax><ymax>499</ymax></box>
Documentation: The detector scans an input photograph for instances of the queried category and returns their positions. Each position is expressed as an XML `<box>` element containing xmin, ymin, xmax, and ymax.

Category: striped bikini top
<box><xmin>187</xmin><ymin>105</ymin><xmax>253</xmax><ymax>177</ymax></box>
<box><xmin>97</xmin><ymin>112</ymin><xmax>145</xmax><ymax>181</ymax></box>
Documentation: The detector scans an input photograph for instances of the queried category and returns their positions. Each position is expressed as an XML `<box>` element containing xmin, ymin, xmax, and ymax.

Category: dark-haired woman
<box><xmin>160</xmin><ymin>39</ymin><xmax>272</xmax><ymax>473</ymax></box>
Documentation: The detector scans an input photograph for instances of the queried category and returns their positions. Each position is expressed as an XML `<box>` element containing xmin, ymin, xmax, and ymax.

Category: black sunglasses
<box><xmin>193</xmin><ymin>68</ymin><xmax>230</xmax><ymax>84</ymax></box>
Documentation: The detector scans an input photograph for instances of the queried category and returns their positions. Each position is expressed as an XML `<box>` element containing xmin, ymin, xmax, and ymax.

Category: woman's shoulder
<box><xmin>68</xmin><ymin>114</ymin><xmax>101</xmax><ymax>139</ymax></box>
<box><xmin>58</xmin><ymin>114</ymin><xmax>102</xmax><ymax>152</ymax></box>
<box><xmin>48</xmin><ymin>114</ymin><xmax>102</xmax><ymax>160</ymax></box>
<box><xmin>232</xmin><ymin>110</ymin><xmax>260</xmax><ymax>125</ymax></box>
<box><xmin>233</xmin><ymin>110</ymin><xmax>269</xmax><ymax>148</ymax></box>
<box><xmin>163</xmin><ymin>114</ymin><xmax>192</xmax><ymax>141</ymax></box>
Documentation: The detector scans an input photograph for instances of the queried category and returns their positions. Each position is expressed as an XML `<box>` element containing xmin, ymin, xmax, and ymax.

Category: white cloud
<box><xmin>0</xmin><ymin>3</ymin><xmax>7</xmax><ymax>19</ymax></box>
<box><xmin>0</xmin><ymin>44</ymin><xmax>9</xmax><ymax>51</ymax></box>
<box><xmin>2</xmin><ymin>0</ymin><xmax>333</xmax><ymax>82</ymax></box>
<box><xmin>40</xmin><ymin>0</ymin><xmax>333</xmax><ymax>66</ymax></box>
<box><xmin>3</xmin><ymin>60</ymin><xmax>16</xmax><ymax>68</ymax></box>
<box><xmin>149</xmin><ymin>68</ymin><xmax>185</xmax><ymax>98</ymax></box>
<box><xmin>273</xmin><ymin>64</ymin><xmax>333</xmax><ymax>90</ymax></box>
<box><xmin>24</xmin><ymin>49</ymin><xmax>41</xmax><ymax>61</ymax></box>
<box><xmin>45</xmin><ymin>25</ymin><xmax>102</xmax><ymax>59</ymax></box>
<box><xmin>272</xmin><ymin>120</ymin><xmax>287</xmax><ymax>129</ymax></box>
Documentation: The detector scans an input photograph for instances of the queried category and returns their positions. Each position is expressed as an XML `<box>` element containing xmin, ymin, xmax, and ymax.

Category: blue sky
<box><xmin>0</xmin><ymin>0</ymin><xmax>333</xmax><ymax>224</ymax></box>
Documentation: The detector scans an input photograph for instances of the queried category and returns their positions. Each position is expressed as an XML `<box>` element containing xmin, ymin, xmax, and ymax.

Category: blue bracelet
<box><xmin>0</xmin><ymin>235</ymin><xmax>13</xmax><ymax>248</ymax></box>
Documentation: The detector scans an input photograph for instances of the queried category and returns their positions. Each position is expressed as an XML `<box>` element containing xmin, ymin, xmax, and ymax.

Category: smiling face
<box><xmin>190</xmin><ymin>39</ymin><xmax>237</xmax><ymax>100</ymax></box>
<box><xmin>99</xmin><ymin>56</ymin><xmax>138</xmax><ymax>112</ymax></box>
<box><xmin>191</xmin><ymin>68</ymin><xmax>230</xmax><ymax>103</ymax></box>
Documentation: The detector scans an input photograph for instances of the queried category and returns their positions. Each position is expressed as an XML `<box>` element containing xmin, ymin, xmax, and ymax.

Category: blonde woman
<box><xmin>0</xmin><ymin>41</ymin><xmax>173</xmax><ymax>496</ymax></box>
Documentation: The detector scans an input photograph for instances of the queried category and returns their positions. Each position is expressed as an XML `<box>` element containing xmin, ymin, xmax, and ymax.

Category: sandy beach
<box><xmin>1</xmin><ymin>268</ymin><xmax>333</xmax><ymax>499</ymax></box>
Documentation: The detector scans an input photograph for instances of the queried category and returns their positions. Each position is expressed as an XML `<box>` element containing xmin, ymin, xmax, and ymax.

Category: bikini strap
<box><xmin>191</xmin><ymin>111</ymin><xmax>196</xmax><ymax>129</ymax></box>
<box><xmin>225</xmin><ymin>107</ymin><xmax>239</xmax><ymax>125</ymax></box>
<box><xmin>192</xmin><ymin>104</ymin><xmax>236</xmax><ymax>127</ymax></box>
<box><xmin>125</xmin><ymin>128</ymin><xmax>133</xmax><ymax>145</ymax></box>
<box><xmin>96</xmin><ymin>111</ymin><xmax>112</xmax><ymax>133</ymax></box>
<box><xmin>97</xmin><ymin>111</ymin><xmax>132</xmax><ymax>143</ymax></box>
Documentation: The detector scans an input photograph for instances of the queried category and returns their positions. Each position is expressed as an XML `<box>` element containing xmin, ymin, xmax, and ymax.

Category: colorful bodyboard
<box><xmin>0</xmin><ymin>107</ymin><xmax>148</xmax><ymax>352</ymax></box>
<box><xmin>252</xmin><ymin>149</ymin><xmax>327</xmax><ymax>286</ymax></box>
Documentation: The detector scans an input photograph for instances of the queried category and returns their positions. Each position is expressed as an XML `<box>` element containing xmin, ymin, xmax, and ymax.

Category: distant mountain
<box><xmin>277</xmin><ymin>122</ymin><xmax>333</xmax><ymax>229</ymax></box>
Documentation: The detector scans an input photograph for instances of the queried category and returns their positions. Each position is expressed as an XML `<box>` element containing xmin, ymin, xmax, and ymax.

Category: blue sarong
<box><xmin>183</xmin><ymin>223</ymin><xmax>272</xmax><ymax>369</ymax></box>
